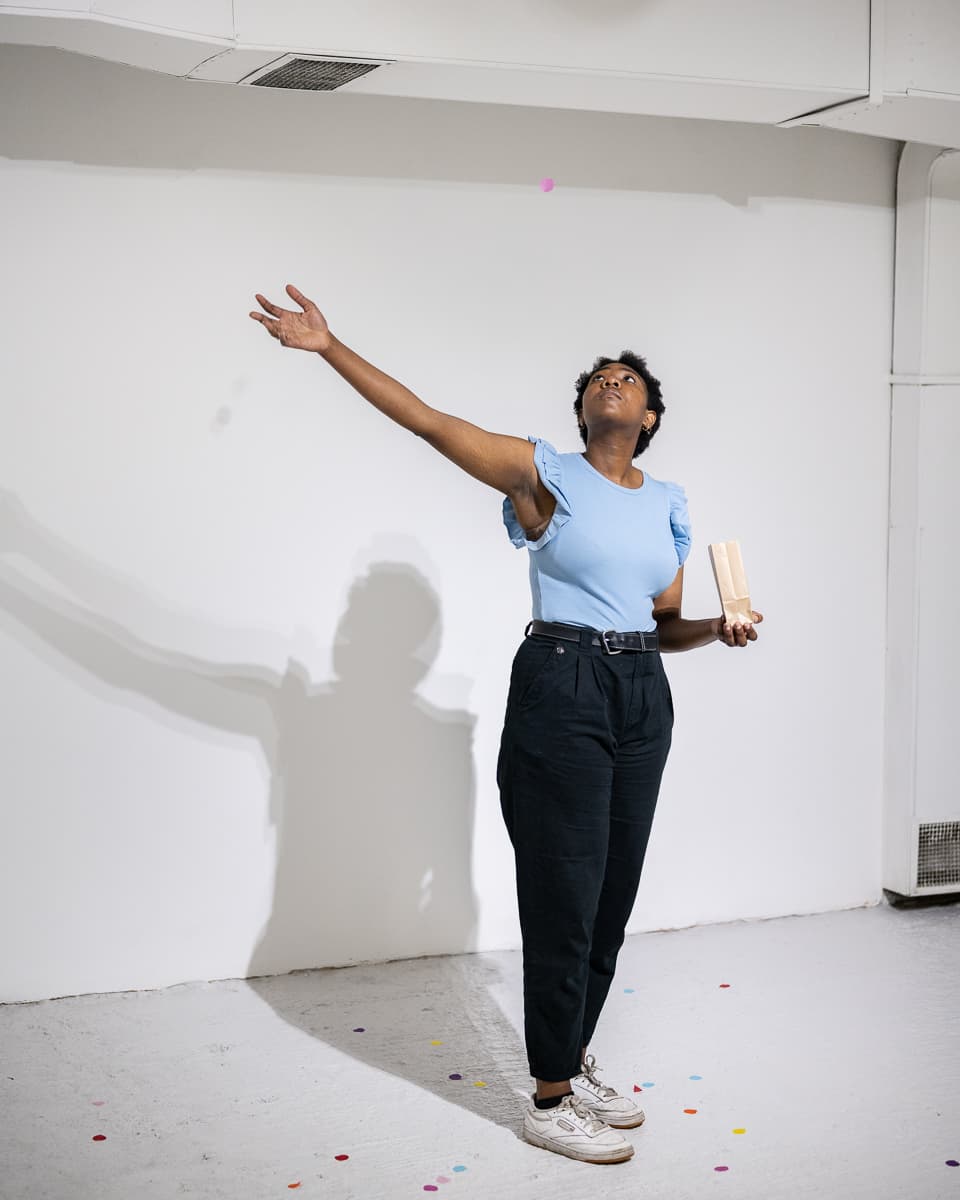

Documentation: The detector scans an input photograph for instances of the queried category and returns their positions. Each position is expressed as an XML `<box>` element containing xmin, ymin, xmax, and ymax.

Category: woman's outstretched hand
<box><xmin>714</xmin><ymin>611</ymin><xmax>763</xmax><ymax>647</ymax></box>
<box><xmin>249</xmin><ymin>284</ymin><xmax>332</xmax><ymax>354</ymax></box>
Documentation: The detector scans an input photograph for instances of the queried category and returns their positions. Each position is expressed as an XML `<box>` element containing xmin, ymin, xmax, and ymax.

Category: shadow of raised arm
<box><xmin>0</xmin><ymin>490</ymin><xmax>280</xmax><ymax>742</ymax></box>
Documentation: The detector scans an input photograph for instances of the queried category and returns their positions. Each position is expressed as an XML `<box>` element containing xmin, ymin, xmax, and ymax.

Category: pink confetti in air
<box><xmin>540</xmin><ymin>178</ymin><xmax>555</xmax><ymax>192</ymax></box>
<box><xmin>91</xmin><ymin>1100</ymin><xmax>106</xmax><ymax>1106</ymax></box>
<box><xmin>436</xmin><ymin>1176</ymin><xmax>451</xmax><ymax>1184</ymax></box>
<box><xmin>424</xmin><ymin>1188</ymin><xmax>438</xmax><ymax>1193</ymax></box>
<box><xmin>715</xmin><ymin>1165</ymin><xmax>730</xmax><ymax>1172</ymax></box>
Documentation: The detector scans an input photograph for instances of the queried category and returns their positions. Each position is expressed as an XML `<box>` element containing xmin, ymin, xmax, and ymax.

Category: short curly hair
<box><xmin>573</xmin><ymin>351</ymin><xmax>665</xmax><ymax>458</ymax></box>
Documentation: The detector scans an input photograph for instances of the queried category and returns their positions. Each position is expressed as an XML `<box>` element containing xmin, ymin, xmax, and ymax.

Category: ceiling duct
<box><xmin>240</xmin><ymin>54</ymin><xmax>390</xmax><ymax>91</ymax></box>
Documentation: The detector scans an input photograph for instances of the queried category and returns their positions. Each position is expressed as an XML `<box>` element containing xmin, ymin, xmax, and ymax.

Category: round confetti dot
<box><xmin>334</xmin><ymin>1154</ymin><xmax>349</xmax><ymax>1161</ymax></box>
<box><xmin>732</xmin><ymin>1128</ymin><xmax>746</xmax><ymax>1135</ymax></box>
<box><xmin>719</xmin><ymin>983</ymin><xmax>731</xmax><ymax>989</ymax></box>
<box><xmin>288</xmin><ymin>1184</ymin><xmax>301</xmax><ymax>1190</ymax></box>
<box><xmin>448</xmin><ymin>1073</ymin><xmax>462</xmax><ymax>1080</ymax></box>
<box><xmin>946</xmin><ymin>1160</ymin><xmax>959</xmax><ymax>1167</ymax></box>
<box><xmin>683</xmin><ymin>1108</ymin><xmax>698</xmax><ymax>1115</ymax></box>
<box><xmin>436</xmin><ymin>1176</ymin><xmax>451</xmax><ymax>1183</ymax></box>
<box><xmin>689</xmin><ymin>1075</ymin><xmax>703</xmax><ymax>1080</ymax></box>
<box><xmin>540</xmin><ymin>178</ymin><xmax>555</xmax><ymax>192</ymax></box>
<box><xmin>430</xmin><ymin>1040</ymin><xmax>443</xmax><ymax>1046</ymax></box>
<box><xmin>424</xmin><ymin>1188</ymin><xmax>438</xmax><ymax>1193</ymax></box>
<box><xmin>352</xmin><ymin>1027</ymin><xmax>365</xmax><ymax>1032</ymax></box>
<box><xmin>92</xmin><ymin>1135</ymin><xmax>106</xmax><ymax>1142</ymax></box>
<box><xmin>623</xmin><ymin>988</ymin><xmax>635</xmax><ymax>993</ymax></box>
<box><xmin>473</xmin><ymin>1081</ymin><xmax>486</xmax><ymax>1088</ymax></box>
<box><xmin>642</xmin><ymin>1082</ymin><xmax>655</xmax><ymax>1088</ymax></box>
<box><xmin>715</xmin><ymin>1165</ymin><xmax>730</xmax><ymax>1172</ymax></box>
<box><xmin>452</xmin><ymin>1166</ymin><xmax>467</xmax><ymax>1172</ymax></box>
<box><xmin>91</xmin><ymin>1100</ymin><xmax>106</xmax><ymax>1106</ymax></box>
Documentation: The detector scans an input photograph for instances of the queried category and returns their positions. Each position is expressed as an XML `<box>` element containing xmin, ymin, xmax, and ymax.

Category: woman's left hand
<box><xmin>715</xmin><ymin>611</ymin><xmax>763</xmax><ymax>647</ymax></box>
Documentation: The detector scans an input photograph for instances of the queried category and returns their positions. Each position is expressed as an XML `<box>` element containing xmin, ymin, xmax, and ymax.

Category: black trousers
<box><xmin>496</xmin><ymin>628</ymin><xmax>674</xmax><ymax>1082</ymax></box>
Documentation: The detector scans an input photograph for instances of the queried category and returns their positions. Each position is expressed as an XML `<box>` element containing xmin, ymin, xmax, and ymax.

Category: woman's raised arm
<box><xmin>250</xmin><ymin>284</ymin><xmax>540</xmax><ymax>501</ymax></box>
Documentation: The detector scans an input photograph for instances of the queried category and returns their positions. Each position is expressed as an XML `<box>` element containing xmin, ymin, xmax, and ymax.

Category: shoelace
<box><xmin>579</xmin><ymin>1054</ymin><xmax>617</xmax><ymax>1098</ymax></box>
<box><xmin>559</xmin><ymin>1093</ymin><xmax>609</xmax><ymax>1134</ymax></box>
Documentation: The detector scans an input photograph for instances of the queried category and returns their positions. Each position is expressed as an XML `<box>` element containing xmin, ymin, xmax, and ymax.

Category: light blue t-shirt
<box><xmin>502</xmin><ymin>436</ymin><xmax>692</xmax><ymax>633</ymax></box>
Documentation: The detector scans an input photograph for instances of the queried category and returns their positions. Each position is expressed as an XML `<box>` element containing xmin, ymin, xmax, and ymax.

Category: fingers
<box><xmin>254</xmin><ymin>292</ymin><xmax>286</xmax><ymax>317</ymax></box>
<box><xmin>720</xmin><ymin>619</ymin><xmax>759</xmax><ymax>647</ymax></box>
<box><xmin>285</xmin><ymin>283</ymin><xmax>313</xmax><ymax>310</ymax></box>
<box><xmin>249</xmin><ymin>311</ymin><xmax>280</xmax><ymax>338</ymax></box>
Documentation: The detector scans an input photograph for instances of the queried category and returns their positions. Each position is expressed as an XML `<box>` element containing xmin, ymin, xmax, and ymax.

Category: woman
<box><xmin>250</xmin><ymin>284</ymin><xmax>762</xmax><ymax>1166</ymax></box>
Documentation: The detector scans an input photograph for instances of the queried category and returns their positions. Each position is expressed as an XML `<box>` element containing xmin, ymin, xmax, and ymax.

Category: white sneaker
<box><xmin>571</xmin><ymin>1054</ymin><xmax>646</xmax><ymax>1129</ymax></box>
<box><xmin>521</xmin><ymin>1092</ymin><xmax>635</xmax><ymax>1164</ymax></box>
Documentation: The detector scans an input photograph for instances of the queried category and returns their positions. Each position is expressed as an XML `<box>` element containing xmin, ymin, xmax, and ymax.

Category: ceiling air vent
<box><xmin>241</xmin><ymin>55</ymin><xmax>389</xmax><ymax>92</ymax></box>
<box><xmin>917</xmin><ymin>821</ymin><xmax>960</xmax><ymax>889</ymax></box>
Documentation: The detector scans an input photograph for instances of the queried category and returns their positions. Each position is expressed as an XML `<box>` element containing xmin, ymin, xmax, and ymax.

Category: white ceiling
<box><xmin>2</xmin><ymin>0</ymin><xmax>959</xmax><ymax>148</ymax></box>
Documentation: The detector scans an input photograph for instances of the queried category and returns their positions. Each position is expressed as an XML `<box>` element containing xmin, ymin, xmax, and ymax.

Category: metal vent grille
<box><xmin>917</xmin><ymin>822</ymin><xmax>960</xmax><ymax>888</ymax></box>
<box><xmin>247</xmin><ymin>57</ymin><xmax>383</xmax><ymax>91</ymax></box>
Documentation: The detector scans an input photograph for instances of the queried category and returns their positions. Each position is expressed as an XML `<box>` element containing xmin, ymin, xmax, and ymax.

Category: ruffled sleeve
<box><xmin>501</xmin><ymin>436</ymin><xmax>573</xmax><ymax>550</ymax></box>
<box><xmin>665</xmin><ymin>481</ymin><xmax>692</xmax><ymax>566</ymax></box>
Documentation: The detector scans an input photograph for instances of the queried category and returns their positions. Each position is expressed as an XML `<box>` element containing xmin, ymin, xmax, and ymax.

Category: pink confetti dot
<box><xmin>436</xmin><ymin>1176</ymin><xmax>451</xmax><ymax>1184</ymax></box>
<box><xmin>91</xmin><ymin>1100</ymin><xmax>106</xmax><ymax>1106</ymax></box>
<box><xmin>715</xmin><ymin>1165</ymin><xmax>730</xmax><ymax>1172</ymax></box>
<box><xmin>540</xmin><ymin>178</ymin><xmax>555</xmax><ymax>192</ymax></box>
<box><xmin>424</xmin><ymin>1188</ymin><xmax>438</xmax><ymax>1193</ymax></box>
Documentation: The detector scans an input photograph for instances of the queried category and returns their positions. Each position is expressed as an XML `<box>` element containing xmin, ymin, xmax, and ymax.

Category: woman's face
<box><xmin>579</xmin><ymin>362</ymin><xmax>649</xmax><ymax>439</ymax></box>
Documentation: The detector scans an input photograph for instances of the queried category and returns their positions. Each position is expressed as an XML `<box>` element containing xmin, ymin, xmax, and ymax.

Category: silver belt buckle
<box><xmin>600</xmin><ymin>630</ymin><xmax>622</xmax><ymax>655</ymax></box>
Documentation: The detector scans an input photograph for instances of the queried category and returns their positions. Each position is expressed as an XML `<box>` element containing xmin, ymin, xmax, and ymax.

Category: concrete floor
<box><xmin>2</xmin><ymin>902</ymin><xmax>959</xmax><ymax>1200</ymax></box>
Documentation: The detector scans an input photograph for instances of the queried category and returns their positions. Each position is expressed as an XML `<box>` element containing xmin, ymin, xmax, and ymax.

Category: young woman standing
<box><xmin>250</xmin><ymin>284</ymin><xmax>762</xmax><ymax>1166</ymax></box>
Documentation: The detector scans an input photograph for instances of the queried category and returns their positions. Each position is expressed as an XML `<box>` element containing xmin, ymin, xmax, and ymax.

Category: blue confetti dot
<box><xmin>623</xmin><ymin>988</ymin><xmax>635</xmax><ymax>993</ymax></box>
<box><xmin>452</xmin><ymin>1165</ymin><xmax>468</xmax><ymax>1172</ymax></box>
<box><xmin>641</xmin><ymin>1081</ymin><xmax>655</xmax><ymax>1088</ymax></box>
<box><xmin>689</xmin><ymin>1074</ymin><xmax>703</xmax><ymax>1080</ymax></box>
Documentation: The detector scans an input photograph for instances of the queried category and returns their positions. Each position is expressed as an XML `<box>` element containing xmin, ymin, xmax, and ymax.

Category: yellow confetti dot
<box><xmin>733</xmin><ymin>1128</ymin><xmax>746</xmax><ymax>1135</ymax></box>
<box><xmin>430</xmin><ymin>1040</ymin><xmax>443</xmax><ymax>1045</ymax></box>
<box><xmin>473</xmin><ymin>1081</ymin><xmax>487</xmax><ymax>1088</ymax></box>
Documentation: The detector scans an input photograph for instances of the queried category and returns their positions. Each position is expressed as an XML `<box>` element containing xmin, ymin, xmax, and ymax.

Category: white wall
<box><xmin>0</xmin><ymin>45</ymin><xmax>897</xmax><ymax>1002</ymax></box>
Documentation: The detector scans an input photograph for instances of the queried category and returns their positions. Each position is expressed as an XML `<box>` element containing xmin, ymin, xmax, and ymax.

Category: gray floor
<box><xmin>2</xmin><ymin>902</ymin><xmax>959</xmax><ymax>1200</ymax></box>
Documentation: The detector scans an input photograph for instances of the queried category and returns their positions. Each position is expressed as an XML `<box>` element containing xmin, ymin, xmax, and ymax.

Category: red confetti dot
<box><xmin>719</xmin><ymin>983</ymin><xmax>731</xmax><ymax>988</ymax></box>
<box><xmin>633</xmin><ymin>1085</ymin><xmax>643</xmax><ymax>1092</ymax></box>
<box><xmin>288</xmin><ymin>1184</ymin><xmax>301</xmax><ymax>1190</ymax></box>
<box><xmin>334</xmin><ymin>1154</ymin><xmax>349</xmax><ymax>1161</ymax></box>
<box><xmin>683</xmin><ymin>1108</ymin><xmax>698</xmax><ymax>1114</ymax></box>
<box><xmin>92</xmin><ymin>1135</ymin><xmax>106</xmax><ymax>1142</ymax></box>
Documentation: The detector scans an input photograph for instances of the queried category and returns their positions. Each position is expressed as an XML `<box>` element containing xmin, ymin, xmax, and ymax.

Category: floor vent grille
<box><xmin>917</xmin><ymin>822</ymin><xmax>960</xmax><ymax>888</ymax></box>
<box><xmin>244</xmin><ymin>56</ymin><xmax>385</xmax><ymax>92</ymax></box>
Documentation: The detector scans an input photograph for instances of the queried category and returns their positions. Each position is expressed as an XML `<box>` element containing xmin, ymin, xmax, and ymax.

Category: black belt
<box><xmin>525</xmin><ymin>619</ymin><xmax>659</xmax><ymax>654</ymax></box>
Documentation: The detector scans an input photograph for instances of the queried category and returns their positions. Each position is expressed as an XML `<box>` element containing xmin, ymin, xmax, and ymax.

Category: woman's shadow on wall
<box><xmin>0</xmin><ymin>491</ymin><xmax>530</xmax><ymax>1127</ymax></box>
